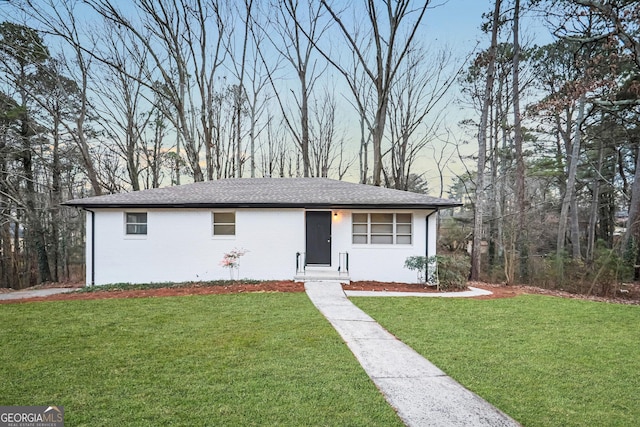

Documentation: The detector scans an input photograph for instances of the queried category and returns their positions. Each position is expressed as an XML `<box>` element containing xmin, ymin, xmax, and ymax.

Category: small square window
<box><xmin>125</xmin><ymin>212</ymin><xmax>147</xmax><ymax>235</ymax></box>
<box><xmin>213</xmin><ymin>212</ymin><xmax>236</xmax><ymax>236</ymax></box>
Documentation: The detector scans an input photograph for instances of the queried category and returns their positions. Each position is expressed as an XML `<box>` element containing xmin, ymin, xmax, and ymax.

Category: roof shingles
<box><xmin>64</xmin><ymin>178</ymin><xmax>461</xmax><ymax>209</ymax></box>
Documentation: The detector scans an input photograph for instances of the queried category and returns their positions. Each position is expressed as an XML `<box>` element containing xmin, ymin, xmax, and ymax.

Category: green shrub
<box><xmin>404</xmin><ymin>256</ymin><xmax>430</xmax><ymax>283</ymax></box>
<box><xmin>404</xmin><ymin>254</ymin><xmax>470</xmax><ymax>291</ymax></box>
<box><xmin>434</xmin><ymin>254</ymin><xmax>470</xmax><ymax>291</ymax></box>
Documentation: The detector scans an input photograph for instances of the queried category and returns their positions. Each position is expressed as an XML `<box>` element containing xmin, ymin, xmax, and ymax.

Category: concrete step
<box><xmin>294</xmin><ymin>268</ymin><xmax>350</xmax><ymax>283</ymax></box>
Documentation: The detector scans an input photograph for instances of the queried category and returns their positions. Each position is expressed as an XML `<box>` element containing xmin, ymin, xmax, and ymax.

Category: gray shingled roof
<box><xmin>63</xmin><ymin>178</ymin><xmax>461</xmax><ymax>209</ymax></box>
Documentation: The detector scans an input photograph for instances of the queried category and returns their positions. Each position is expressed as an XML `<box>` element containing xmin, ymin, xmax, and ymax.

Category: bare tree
<box><xmin>319</xmin><ymin>0</ymin><xmax>431</xmax><ymax>186</ymax></box>
<box><xmin>93</xmin><ymin>25</ymin><xmax>155</xmax><ymax>191</ymax></box>
<box><xmin>308</xmin><ymin>87</ymin><xmax>351</xmax><ymax>177</ymax></box>
<box><xmin>227</xmin><ymin>0</ymin><xmax>271</xmax><ymax>178</ymax></box>
<box><xmin>260</xmin><ymin>0</ymin><xmax>330</xmax><ymax>177</ymax></box>
<box><xmin>141</xmin><ymin>109</ymin><xmax>169</xmax><ymax>189</ymax></box>
<box><xmin>85</xmin><ymin>0</ymin><xmax>229</xmax><ymax>183</ymax></box>
<box><xmin>259</xmin><ymin>115</ymin><xmax>295</xmax><ymax>178</ymax></box>
<box><xmin>385</xmin><ymin>46</ymin><xmax>459</xmax><ymax>190</ymax></box>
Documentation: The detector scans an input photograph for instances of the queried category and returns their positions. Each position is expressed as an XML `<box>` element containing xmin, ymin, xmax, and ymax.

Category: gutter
<box><xmin>425</xmin><ymin>210</ymin><xmax>438</xmax><ymax>282</ymax></box>
<box><xmin>84</xmin><ymin>208</ymin><xmax>95</xmax><ymax>286</ymax></box>
<box><xmin>62</xmin><ymin>202</ymin><xmax>463</xmax><ymax>210</ymax></box>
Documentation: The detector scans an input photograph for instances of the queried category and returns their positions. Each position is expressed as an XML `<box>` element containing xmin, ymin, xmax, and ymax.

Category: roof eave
<box><xmin>62</xmin><ymin>202</ymin><xmax>463</xmax><ymax>210</ymax></box>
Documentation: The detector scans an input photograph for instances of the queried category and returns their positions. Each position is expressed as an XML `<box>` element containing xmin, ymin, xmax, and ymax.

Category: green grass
<box><xmin>0</xmin><ymin>293</ymin><xmax>403</xmax><ymax>426</ymax></box>
<box><xmin>352</xmin><ymin>295</ymin><xmax>640</xmax><ymax>427</ymax></box>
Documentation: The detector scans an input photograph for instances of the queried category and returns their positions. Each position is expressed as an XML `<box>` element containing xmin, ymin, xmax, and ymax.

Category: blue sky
<box><xmin>408</xmin><ymin>1</ymin><xmax>556</xmax><ymax>194</ymax></box>
<box><xmin>425</xmin><ymin>1</ymin><xmax>491</xmax><ymax>48</ymax></box>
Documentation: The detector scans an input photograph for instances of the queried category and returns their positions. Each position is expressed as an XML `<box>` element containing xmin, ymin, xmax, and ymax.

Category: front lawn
<box><xmin>352</xmin><ymin>295</ymin><xmax>640</xmax><ymax>427</ymax></box>
<box><xmin>0</xmin><ymin>293</ymin><xmax>402</xmax><ymax>426</ymax></box>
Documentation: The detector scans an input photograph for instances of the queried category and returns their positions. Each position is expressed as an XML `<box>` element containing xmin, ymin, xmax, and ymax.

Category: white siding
<box><xmin>86</xmin><ymin>207</ymin><xmax>438</xmax><ymax>285</ymax></box>
<box><xmin>88</xmin><ymin>208</ymin><xmax>304</xmax><ymax>285</ymax></box>
<box><xmin>331</xmin><ymin>209</ymin><xmax>436</xmax><ymax>283</ymax></box>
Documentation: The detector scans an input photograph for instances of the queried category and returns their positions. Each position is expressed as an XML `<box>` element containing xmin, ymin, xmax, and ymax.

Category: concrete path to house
<box><xmin>345</xmin><ymin>286</ymin><xmax>493</xmax><ymax>298</ymax></box>
<box><xmin>304</xmin><ymin>281</ymin><xmax>520</xmax><ymax>427</ymax></box>
<box><xmin>0</xmin><ymin>288</ymin><xmax>76</xmax><ymax>301</ymax></box>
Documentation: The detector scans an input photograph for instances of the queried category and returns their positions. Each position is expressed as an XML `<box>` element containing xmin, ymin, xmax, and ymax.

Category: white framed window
<box><xmin>395</xmin><ymin>213</ymin><xmax>412</xmax><ymax>244</ymax></box>
<box><xmin>352</xmin><ymin>213</ymin><xmax>369</xmax><ymax>244</ymax></box>
<box><xmin>352</xmin><ymin>213</ymin><xmax>412</xmax><ymax>245</ymax></box>
<box><xmin>125</xmin><ymin>212</ymin><xmax>147</xmax><ymax>235</ymax></box>
<box><xmin>213</xmin><ymin>212</ymin><xmax>236</xmax><ymax>236</ymax></box>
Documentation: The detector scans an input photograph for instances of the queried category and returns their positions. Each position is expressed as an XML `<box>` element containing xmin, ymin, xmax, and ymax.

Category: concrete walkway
<box><xmin>305</xmin><ymin>281</ymin><xmax>520</xmax><ymax>427</ymax></box>
<box><xmin>345</xmin><ymin>286</ymin><xmax>493</xmax><ymax>298</ymax></box>
<box><xmin>0</xmin><ymin>288</ymin><xmax>76</xmax><ymax>301</ymax></box>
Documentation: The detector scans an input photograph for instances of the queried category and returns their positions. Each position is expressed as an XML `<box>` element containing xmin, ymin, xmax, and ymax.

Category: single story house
<box><xmin>64</xmin><ymin>178</ymin><xmax>461</xmax><ymax>285</ymax></box>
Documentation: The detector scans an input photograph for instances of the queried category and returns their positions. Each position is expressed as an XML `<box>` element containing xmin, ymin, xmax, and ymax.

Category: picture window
<box><xmin>352</xmin><ymin>213</ymin><xmax>412</xmax><ymax>245</ymax></box>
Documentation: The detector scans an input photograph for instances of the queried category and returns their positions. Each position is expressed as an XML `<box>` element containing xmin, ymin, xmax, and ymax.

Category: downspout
<box><xmin>84</xmin><ymin>208</ymin><xmax>95</xmax><ymax>286</ymax></box>
<box><xmin>425</xmin><ymin>210</ymin><xmax>438</xmax><ymax>282</ymax></box>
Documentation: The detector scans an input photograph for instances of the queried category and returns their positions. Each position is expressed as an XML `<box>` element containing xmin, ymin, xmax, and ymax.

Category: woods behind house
<box><xmin>0</xmin><ymin>0</ymin><xmax>638</xmax><ymax>296</ymax></box>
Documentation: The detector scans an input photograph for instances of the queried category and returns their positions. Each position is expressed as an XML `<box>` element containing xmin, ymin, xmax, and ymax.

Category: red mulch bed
<box><xmin>0</xmin><ymin>281</ymin><xmax>304</xmax><ymax>304</ymax></box>
<box><xmin>1</xmin><ymin>280</ymin><xmax>638</xmax><ymax>305</ymax></box>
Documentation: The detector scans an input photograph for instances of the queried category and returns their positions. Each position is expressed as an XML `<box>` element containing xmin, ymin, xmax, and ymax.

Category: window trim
<box><xmin>124</xmin><ymin>211</ymin><xmax>148</xmax><ymax>238</ymax></box>
<box><xmin>352</xmin><ymin>212</ymin><xmax>412</xmax><ymax>245</ymax></box>
<box><xmin>212</xmin><ymin>211</ymin><xmax>236</xmax><ymax>238</ymax></box>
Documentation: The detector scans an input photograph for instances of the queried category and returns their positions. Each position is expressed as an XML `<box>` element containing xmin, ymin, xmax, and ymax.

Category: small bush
<box><xmin>404</xmin><ymin>256</ymin><xmax>430</xmax><ymax>283</ymax></box>
<box><xmin>404</xmin><ymin>254</ymin><xmax>470</xmax><ymax>291</ymax></box>
<box><xmin>434</xmin><ymin>254</ymin><xmax>470</xmax><ymax>291</ymax></box>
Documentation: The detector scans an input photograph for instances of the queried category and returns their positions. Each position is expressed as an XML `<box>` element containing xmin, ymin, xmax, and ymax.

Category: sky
<box><xmin>336</xmin><ymin>1</ymin><xmax>492</xmax><ymax>194</ymax></box>
<box><xmin>0</xmin><ymin>0</ymin><xmax>557</xmax><ymax>196</ymax></box>
<box><xmin>390</xmin><ymin>0</ymin><xmax>555</xmax><ymax>196</ymax></box>
<box><xmin>425</xmin><ymin>1</ymin><xmax>491</xmax><ymax>48</ymax></box>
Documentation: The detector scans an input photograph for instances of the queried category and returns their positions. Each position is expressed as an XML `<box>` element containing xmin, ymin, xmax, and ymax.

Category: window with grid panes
<box><xmin>125</xmin><ymin>212</ymin><xmax>147</xmax><ymax>235</ymax></box>
<box><xmin>352</xmin><ymin>213</ymin><xmax>412</xmax><ymax>244</ymax></box>
<box><xmin>213</xmin><ymin>212</ymin><xmax>236</xmax><ymax>236</ymax></box>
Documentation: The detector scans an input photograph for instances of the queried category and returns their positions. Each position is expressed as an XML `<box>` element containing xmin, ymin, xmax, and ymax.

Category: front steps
<box><xmin>294</xmin><ymin>267</ymin><xmax>350</xmax><ymax>283</ymax></box>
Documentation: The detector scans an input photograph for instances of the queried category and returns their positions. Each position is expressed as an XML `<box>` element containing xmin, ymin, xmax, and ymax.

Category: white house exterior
<box><xmin>64</xmin><ymin>178</ymin><xmax>460</xmax><ymax>286</ymax></box>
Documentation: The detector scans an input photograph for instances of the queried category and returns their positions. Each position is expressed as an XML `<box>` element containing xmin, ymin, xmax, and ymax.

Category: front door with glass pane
<box><xmin>305</xmin><ymin>211</ymin><xmax>331</xmax><ymax>265</ymax></box>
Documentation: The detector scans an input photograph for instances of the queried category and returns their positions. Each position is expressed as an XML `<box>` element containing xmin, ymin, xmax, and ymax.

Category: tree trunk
<box><xmin>557</xmin><ymin>94</ymin><xmax>586</xmax><ymax>258</ymax></box>
<box><xmin>586</xmin><ymin>140</ymin><xmax>604</xmax><ymax>261</ymax></box>
<box><xmin>359</xmin><ymin>116</ymin><xmax>369</xmax><ymax>183</ymax></box>
<box><xmin>471</xmin><ymin>0</ymin><xmax>501</xmax><ymax>281</ymax></box>
<box><xmin>512</xmin><ymin>0</ymin><xmax>527</xmax><ymax>282</ymax></box>
<box><xmin>50</xmin><ymin>112</ymin><xmax>61</xmax><ymax>282</ymax></box>
<box><xmin>20</xmin><ymin>128</ymin><xmax>52</xmax><ymax>284</ymax></box>
<box><xmin>372</xmin><ymin>100</ymin><xmax>386</xmax><ymax>186</ymax></box>
<box><xmin>623</xmin><ymin>144</ymin><xmax>640</xmax><ymax>252</ymax></box>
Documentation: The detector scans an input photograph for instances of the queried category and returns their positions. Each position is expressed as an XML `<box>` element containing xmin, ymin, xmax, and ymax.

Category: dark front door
<box><xmin>306</xmin><ymin>211</ymin><xmax>331</xmax><ymax>265</ymax></box>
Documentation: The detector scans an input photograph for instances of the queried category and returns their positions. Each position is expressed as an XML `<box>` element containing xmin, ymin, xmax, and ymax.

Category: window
<box><xmin>352</xmin><ymin>213</ymin><xmax>412</xmax><ymax>245</ymax></box>
<box><xmin>125</xmin><ymin>212</ymin><xmax>147</xmax><ymax>235</ymax></box>
<box><xmin>213</xmin><ymin>212</ymin><xmax>235</xmax><ymax>236</ymax></box>
<box><xmin>396</xmin><ymin>213</ymin><xmax>412</xmax><ymax>244</ymax></box>
<box><xmin>352</xmin><ymin>214</ymin><xmax>368</xmax><ymax>244</ymax></box>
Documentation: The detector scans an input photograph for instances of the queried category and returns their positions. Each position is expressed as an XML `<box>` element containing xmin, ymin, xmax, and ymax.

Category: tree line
<box><xmin>0</xmin><ymin>0</ymin><xmax>452</xmax><ymax>288</ymax></box>
<box><xmin>0</xmin><ymin>0</ymin><xmax>638</xmax><ymax>295</ymax></box>
<box><xmin>456</xmin><ymin>0</ymin><xmax>640</xmax><ymax>295</ymax></box>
